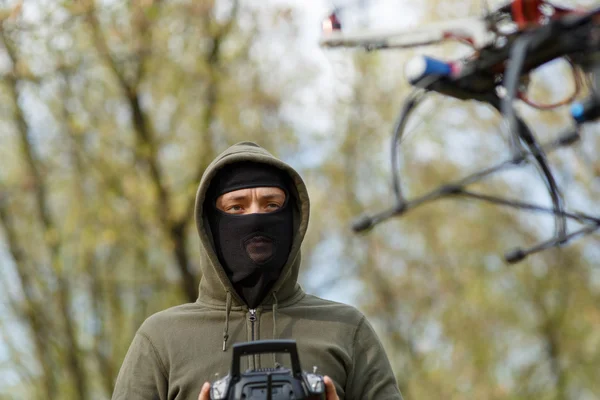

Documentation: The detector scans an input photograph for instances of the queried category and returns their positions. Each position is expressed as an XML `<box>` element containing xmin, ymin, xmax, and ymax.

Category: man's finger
<box><xmin>198</xmin><ymin>381</ymin><xmax>210</xmax><ymax>400</ymax></box>
<box><xmin>324</xmin><ymin>375</ymin><xmax>339</xmax><ymax>400</ymax></box>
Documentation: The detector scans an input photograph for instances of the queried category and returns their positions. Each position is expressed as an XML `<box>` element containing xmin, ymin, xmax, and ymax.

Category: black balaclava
<box><xmin>206</xmin><ymin>162</ymin><xmax>294</xmax><ymax>308</ymax></box>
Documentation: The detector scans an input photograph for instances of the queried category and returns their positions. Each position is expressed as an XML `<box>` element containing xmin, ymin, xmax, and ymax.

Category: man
<box><xmin>112</xmin><ymin>142</ymin><xmax>402</xmax><ymax>400</ymax></box>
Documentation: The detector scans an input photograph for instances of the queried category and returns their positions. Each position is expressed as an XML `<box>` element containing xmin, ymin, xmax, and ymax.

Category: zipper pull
<box><xmin>248</xmin><ymin>309</ymin><xmax>257</xmax><ymax>322</ymax></box>
<box><xmin>222</xmin><ymin>334</ymin><xmax>229</xmax><ymax>352</ymax></box>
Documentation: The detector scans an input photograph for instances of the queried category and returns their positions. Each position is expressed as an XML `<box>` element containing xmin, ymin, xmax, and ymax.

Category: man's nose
<box><xmin>247</xmin><ymin>202</ymin><xmax>262</xmax><ymax>214</ymax></box>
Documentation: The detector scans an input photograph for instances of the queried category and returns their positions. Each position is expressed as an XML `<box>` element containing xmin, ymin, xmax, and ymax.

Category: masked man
<box><xmin>112</xmin><ymin>142</ymin><xmax>403</xmax><ymax>400</ymax></box>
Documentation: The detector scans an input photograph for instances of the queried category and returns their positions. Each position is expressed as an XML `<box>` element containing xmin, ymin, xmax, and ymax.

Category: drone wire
<box><xmin>390</xmin><ymin>89</ymin><xmax>427</xmax><ymax>205</ymax></box>
<box><xmin>518</xmin><ymin>58</ymin><xmax>583</xmax><ymax>110</ymax></box>
<box><xmin>390</xmin><ymin>72</ymin><xmax>448</xmax><ymax>207</ymax></box>
<box><xmin>501</xmin><ymin>30</ymin><xmax>568</xmax><ymax>243</ymax></box>
<box><xmin>442</xmin><ymin>32</ymin><xmax>478</xmax><ymax>49</ymax></box>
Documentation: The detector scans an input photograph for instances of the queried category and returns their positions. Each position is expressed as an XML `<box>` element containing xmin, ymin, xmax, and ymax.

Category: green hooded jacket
<box><xmin>112</xmin><ymin>142</ymin><xmax>403</xmax><ymax>400</ymax></box>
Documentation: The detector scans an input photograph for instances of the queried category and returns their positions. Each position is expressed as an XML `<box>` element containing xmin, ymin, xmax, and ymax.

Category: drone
<box><xmin>320</xmin><ymin>0</ymin><xmax>600</xmax><ymax>263</ymax></box>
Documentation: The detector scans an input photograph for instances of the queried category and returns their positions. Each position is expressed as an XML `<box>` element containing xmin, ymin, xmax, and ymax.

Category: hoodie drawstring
<box><xmin>272</xmin><ymin>291</ymin><xmax>279</xmax><ymax>365</ymax></box>
<box><xmin>223</xmin><ymin>291</ymin><xmax>232</xmax><ymax>351</ymax></box>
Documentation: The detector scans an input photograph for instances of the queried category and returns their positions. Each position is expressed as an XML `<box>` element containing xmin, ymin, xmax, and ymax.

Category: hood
<box><xmin>194</xmin><ymin>142</ymin><xmax>310</xmax><ymax>308</ymax></box>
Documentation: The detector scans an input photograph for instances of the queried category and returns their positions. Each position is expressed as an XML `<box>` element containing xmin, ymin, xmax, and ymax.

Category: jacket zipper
<box><xmin>248</xmin><ymin>308</ymin><xmax>257</xmax><ymax>341</ymax></box>
<box><xmin>248</xmin><ymin>308</ymin><xmax>258</xmax><ymax>369</ymax></box>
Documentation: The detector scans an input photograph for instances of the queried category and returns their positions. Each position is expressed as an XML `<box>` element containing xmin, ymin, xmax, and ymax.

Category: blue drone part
<box><xmin>405</xmin><ymin>56</ymin><xmax>452</xmax><ymax>84</ymax></box>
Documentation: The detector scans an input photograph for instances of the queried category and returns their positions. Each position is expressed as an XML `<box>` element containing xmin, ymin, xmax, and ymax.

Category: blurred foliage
<box><xmin>1</xmin><ymin>0</ymin><xmax>599</xmax><ymax>399</ymax></box>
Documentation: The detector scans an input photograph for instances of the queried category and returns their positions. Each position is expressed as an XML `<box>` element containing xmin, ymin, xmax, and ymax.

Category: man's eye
<box><xmin>267</xmin><ymin>203</ymin><xmax>281</xmax><ymax>209</ymax></box>
<box><xmin>227</xmin><ymin>205</ymin><xmax>243</xmax><ymax>212</ymax></box>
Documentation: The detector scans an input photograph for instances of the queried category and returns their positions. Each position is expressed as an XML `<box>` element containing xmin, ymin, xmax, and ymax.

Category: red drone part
<box><xmin>510</xmin><ymin>0</ymin><xmax>585</xmax><ymax>29</ymax></box>
<box><xmin>322</xmin><ymin>11</ymin><xmax>342</xmax><ymax>34</ymax></box>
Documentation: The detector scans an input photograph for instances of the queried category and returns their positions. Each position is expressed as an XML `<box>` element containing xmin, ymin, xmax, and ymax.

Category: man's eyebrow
<box><xmin>260</xmin><ymin>193</ymin><xmax>285</xmax><ymax>200</ymax></box>
<box><xmin>221</xmin><ymin>190</ymin><xmax>285</xmax><ymax>203</ymax></box>
<box><xmin>223</xmin><ymin>194</ymin><xmax>249</xmax><ymax>202</ymax></box>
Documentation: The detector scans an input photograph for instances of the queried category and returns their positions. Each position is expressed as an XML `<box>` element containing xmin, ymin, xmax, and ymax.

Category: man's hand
<box><xmin>324</xmin><ymin>375</ymin><xmax>340</xmax><ymax>400</ymax></box>
<box><xmin>198</xmin><ymin>382</ymin><xmax>210</xmax><ymax>400</ymax></box>
<box><xmin>198</xmin><ymin>376</ymin><xmax>339</xmax><ymax>400</ymax></box>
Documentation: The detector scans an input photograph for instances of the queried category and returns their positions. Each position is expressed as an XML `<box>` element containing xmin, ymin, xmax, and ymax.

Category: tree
<box><xmin>0</xmin><ymin>0</ymin><xmax>309</xmax><ymax>397</ymax></box>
